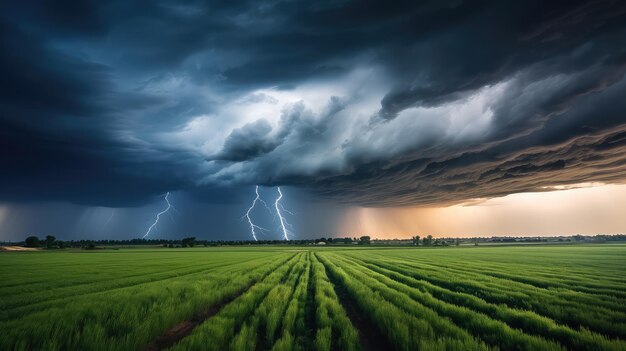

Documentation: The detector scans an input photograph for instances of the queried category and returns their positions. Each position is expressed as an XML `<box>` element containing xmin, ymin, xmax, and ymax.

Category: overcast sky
<box><xmin>1</xmin><ymin>0</ymin><xmax>626</xmax><ymax>240</ymax></box>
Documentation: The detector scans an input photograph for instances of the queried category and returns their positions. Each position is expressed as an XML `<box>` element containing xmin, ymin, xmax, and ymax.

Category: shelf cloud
<box><xmin>2</xmin><ymin>0</ymin><xmax>626</xmax><ymax>208</ymax></box>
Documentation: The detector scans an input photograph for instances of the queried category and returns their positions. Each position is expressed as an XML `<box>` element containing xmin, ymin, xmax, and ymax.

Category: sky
<box><xmin>1</xmin><ymin>0</ymin><xmax>626</xmax><ymax>241</ymax></box>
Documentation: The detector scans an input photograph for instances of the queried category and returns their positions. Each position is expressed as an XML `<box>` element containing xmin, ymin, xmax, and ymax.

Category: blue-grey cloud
<box><xmin>1</xmin><ymin>0</ymin><xmax>626</xmax><ymax>211</ymax></box>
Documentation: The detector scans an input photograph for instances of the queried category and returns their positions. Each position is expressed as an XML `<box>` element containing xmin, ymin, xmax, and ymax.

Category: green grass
<box><xmin>0</xmin><ymin>244</ymin><xmax>625</xmax><ymax>350</ymax></box>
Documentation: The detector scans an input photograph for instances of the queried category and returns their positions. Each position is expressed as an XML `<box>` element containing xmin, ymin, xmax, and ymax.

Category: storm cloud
<box><xmin>2</xmin><ymin>0</ymin><xmax>626</xmax><ymax>208</ymax></box>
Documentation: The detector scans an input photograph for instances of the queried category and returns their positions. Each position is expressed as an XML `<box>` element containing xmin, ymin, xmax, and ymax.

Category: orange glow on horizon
<box><xmin>336</xmin><ymin>183</ymin><xmax>626</xmax><ymax>238</ymax></box>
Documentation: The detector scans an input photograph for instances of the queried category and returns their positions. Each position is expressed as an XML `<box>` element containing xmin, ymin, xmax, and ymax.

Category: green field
<box><xmin>1</xmin><ymin>244</ymin><xmax>625</xmax><ymax>350</ymax></box>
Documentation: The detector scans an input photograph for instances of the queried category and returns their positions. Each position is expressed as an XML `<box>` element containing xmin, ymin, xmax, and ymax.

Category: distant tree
<box><xmin>327</xmin><ymin>237</ymin><xmax>333</xmax><ymax>243</ymax></box>
<box><xmin>84</xmin><ymin>242</ymin><xmax>97</xmax><ymax>250</ymax></box>
<box><xmin>422</xmin><ymin>235</ymin><xmax>434</xmax><ymax>246</ymax></box>
<box><xmin>45</xmin><ymin>235</ymin><xmax>56</xmax><ymax>249</ymax></box>
<box><xmin>24</xmin><ymin>236</ymin><xmax>41</xmax><ymax>248</ymax></box>
<box><xmin>181</xmin><ymin>237</ymin><xmax>196</xmax><ymax>247</ymax></box>
<box><xmin>412</xmin><ymin>235</ymin><xmax>421</xmax><ymax>246</ymax></box>
<box><xmin>455</xmin><ymin>239</ymin><xmax>461</xmax><ymax>246</ymax></box>
<box><xmin>343</xmin><ymin>237</ymin><xmax>353</xmax><ymax>244</ymax></box>
<box><xmin>358</xmin><ymin>236</ymin><xmax>371</xmax><ymax>245</ymax></box>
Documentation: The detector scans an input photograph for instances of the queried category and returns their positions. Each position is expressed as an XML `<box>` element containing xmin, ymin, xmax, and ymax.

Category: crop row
<box><xmin>172</xmin><ymin>252</ymin><xmax>362</xmax><ymax>351</ymax></box>
<box><xmin>2</xmin><ymin>246</ymin><xmax>624</xmax><ymax>351</ymax></box>
<box><xmin>318</xmin><ymin>253</ymin><xmax>493</xmax><ymax>351</ymax></box>
<box><xmin>379</xmin><ymin>248</ymin><xmax>626</xmax><ymax>294</ymax></box>
<box><xmin>0</xmin><ymin>252</ymin><xmax>294</xmax><ymax>351</ymax></box>
<box><xmin>310</xmin><ymin>253</ymin><xmax>360</xmax><ymax>351</ymax></box>
<box><xmin>349</xmin><ymin>251</ymin><xmax>626</xmax><ymax>339</ymax></box>
<box><xmin>319</xmin><ymin>251</ymin><xmax>626</xmax><ymax>351</ymax></box>
<box><xmin>391</xmin><ymin>253</ymin><xmax>626</xmax><ymax>299</ymax></box>
<box><xmin>0</xmin><ymin>251</ymin><xmax>277</xmax><ymax>313</ymax></box>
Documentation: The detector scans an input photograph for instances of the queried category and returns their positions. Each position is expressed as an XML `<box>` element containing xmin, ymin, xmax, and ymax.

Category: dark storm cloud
<box><xmin>211</xmin><ymin>95</ymin><xmax>346</xmax><ymax>166</ymax></box>
<box><xmin>318</xmin><ymin>73</ymin><xmax>626</xmax><ymax>206</ymax></box>
<box><xmin>0</xmin><ymin>15</ymin><xmax>195</xmax><ymax>205</ymax></box>
<box><xmin>213</xmin><ymin>119</ymin><xmax>278</xmax><ymax>161</ymax></box>
<box><xmin>376</xmin><ymin>0</ymin><xmax>626</xmax><ymax>119</ymax></box>
<box><xmin>1</xmin><ymin>0</ymin><xmax>626</xmax><ymax>208</ymax></box>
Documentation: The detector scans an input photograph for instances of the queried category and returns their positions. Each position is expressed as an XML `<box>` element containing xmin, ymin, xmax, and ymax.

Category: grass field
<box><xmin>1</xmin><ymin>244</ymin><xmax>625</xmax><ymax>350</ymax></box>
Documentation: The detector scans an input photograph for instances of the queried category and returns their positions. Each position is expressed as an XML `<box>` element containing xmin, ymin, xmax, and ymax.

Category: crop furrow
<box><xmin>312</xmin><ymin>253</ymin><xmax>382</xmax><ymax>351</ymax></box>
<box><xmin>0</xmin><ymin>254</ymin><xmax>291</xmax><ymax>322</ymax></box>
<box><xmin>169</xmin><ymin>253</ymin><xmax>304</xmax><ymax>351</ymax></box>
<box><xmin>331</xmin><ymin>253</ymin><xmax>566</xmax><ymax>351</ymax></box>
<box><xmin>346</xmin><ymin>254</ymin><xmax>626</xmax><ymax>351</ymax></box>
<box><xmin>318</xmin><ymin>253</ymin><xmax>491</xmax><ymax>351</ymax></box>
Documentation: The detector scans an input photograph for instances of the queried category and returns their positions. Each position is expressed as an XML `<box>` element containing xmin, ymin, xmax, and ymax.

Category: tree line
<box><xmin>411</xmin><ymin>235</ymin><xmax>461</xmax><ymax>247</ymax></box>
<box><xmin>9</xmin><ymin>234</ymin><xmax>626</xmax><ymax>249</ymax></box>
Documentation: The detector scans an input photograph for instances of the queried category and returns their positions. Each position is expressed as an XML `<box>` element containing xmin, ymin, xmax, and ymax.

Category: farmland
<box><xmin>1</xmin><ymin>244</ymin><xmax>625</xmax><ymax>350</ymax></box>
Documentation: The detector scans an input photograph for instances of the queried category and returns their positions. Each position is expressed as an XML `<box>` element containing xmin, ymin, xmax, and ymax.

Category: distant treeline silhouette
<box><xmin>2</xmin><ymin>234</ymin><xmax>625</xmax><ymax>249</ymax></box>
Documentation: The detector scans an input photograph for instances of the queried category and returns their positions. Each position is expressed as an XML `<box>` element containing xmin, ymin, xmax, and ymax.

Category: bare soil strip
<box><xmin>0</xmin><ymin>246</ymin><xmax>40</xmax><ymax>251</ymax></box>
<box><xmin>317</xmin><ymin>254</ymin><xmax>392</xmax><ymax>351</ymax></box>
<box><xmin>2</xmin><ymin>257</ymin><xmax>266</xmax><ymax>320</ymax></box>
<box><xmin>144</xmin><ymin>285</ymin><xmax>252</xmax><ymax>351</ymax></box>
<box><xmin>144</xmin><ymin>253</ymin><xmax>300</xmax><ymax>351</ymax></box>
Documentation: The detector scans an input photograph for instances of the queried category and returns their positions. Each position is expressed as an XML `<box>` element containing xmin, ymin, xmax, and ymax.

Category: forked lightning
<box><xmin>274</xmin><ymin>187</ymin><xmax>293</xmax><ymax>240</ymax></box>
<box><xmin>244</xmin><ymin>185</ymin><xmax>269</xmax><ymax>241</ymax></box>
<box><xmin>142</xmin><ymin>192</ymin><xmax>172</xmax><ymax>239</ymax></box>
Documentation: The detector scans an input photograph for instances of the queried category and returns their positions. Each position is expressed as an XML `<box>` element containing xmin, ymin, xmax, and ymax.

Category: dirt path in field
<box><xmin>144</xmin><ymin>254</ymin><xmax>300</xmax><ymax>351</ymax></box>
<box><xmin>0</xmin><ymin>246</ymin><xmax>41</xmax><ymax>251</ymax></box>
<box><xmin>317</xmin><ymin>254</ymin><xmax>392</xmax><ymax>351</ymax></box>
<box><xmin>143</xmin><ymin>285</ymin><xmax>250</xmax><ymax>351</ymax></box>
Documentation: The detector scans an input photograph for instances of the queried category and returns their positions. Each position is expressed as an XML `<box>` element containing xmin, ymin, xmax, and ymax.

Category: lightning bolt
<box><xmin>244</xmin><ymin>185</ymin><xmax>270</xmax><ymax>241</ymax></box>
<box><xmin>100</xmin><ymin>209</ymin><xmax>116</xmax><ymax>234</ymax></box>
<box><xmin>274</xmin><ymin>187</ymin><xmax>292</xmax><ymax>240</ymax></box>
<box><xmin>103</xmin><ymin>209</ymin><xmax>115</xmax><ymax>227</ymax></box>
<box><xmin>142</xmin><ymin>192</ymin><xmax>172</xmax><ymax>239</ymax></box>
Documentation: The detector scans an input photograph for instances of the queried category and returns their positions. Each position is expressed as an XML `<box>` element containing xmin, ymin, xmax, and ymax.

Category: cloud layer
<box><xmin>2</xmin><ymin>0</ymin><xmax>626</xmax><ymax>207</ymax></box>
